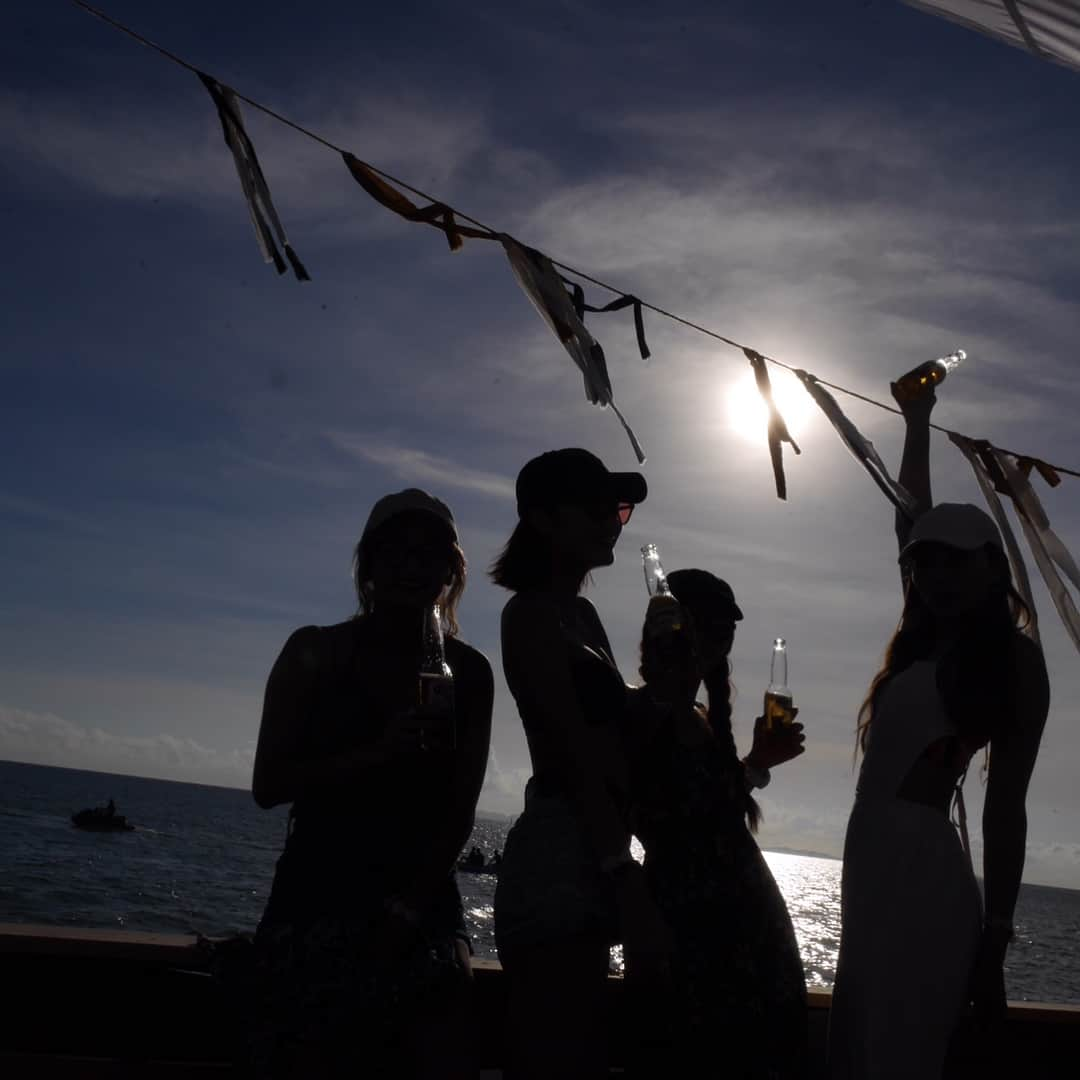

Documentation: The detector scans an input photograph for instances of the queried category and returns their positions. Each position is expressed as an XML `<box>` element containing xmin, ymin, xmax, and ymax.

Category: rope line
<box><xmin>70</xmin><ymin>1</ymin><xmax>1080</xmax><ymax>481</ymax></box>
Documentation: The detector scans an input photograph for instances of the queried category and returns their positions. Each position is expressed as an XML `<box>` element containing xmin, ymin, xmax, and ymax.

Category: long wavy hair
<box><xmin>351</xmin><ymin>519</ymin><xmax>467</xmax><ymax>638</ymax></box>
<box><xmin>638</xmin><ymin>644</ymin><xmax>761</xmax><ymax>832</ymax></box>
<box><xmin>857</xmin><ymin>547</ymin><xmax>1033</xmax><ymax>758</ymax></box>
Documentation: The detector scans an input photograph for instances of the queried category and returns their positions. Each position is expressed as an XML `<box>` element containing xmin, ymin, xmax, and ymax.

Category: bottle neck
<box><xmin>769</xmin><ymin>652</ymin><xmax>787</xmax><ymax>690</ymax></box>
<box><xmin>421</xmin><ymin>605</ymin><xmax>451</xmax><ymax>674</ymax></box>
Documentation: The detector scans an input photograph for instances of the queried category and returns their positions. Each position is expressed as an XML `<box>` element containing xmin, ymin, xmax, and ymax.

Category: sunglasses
<box><xmin>578</xmin><ymin>501</ymin><xmax>634</xmax><ymax>526</ymax></box>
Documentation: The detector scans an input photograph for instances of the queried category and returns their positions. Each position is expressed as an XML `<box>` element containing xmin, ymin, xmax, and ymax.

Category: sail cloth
<box><xmin>501</xmin><ymin>236</ymin><xmax>646</xmax><ymax>463</ymax></box>
<box><xmin>794</xmin><ymin>370</ymin><xmax>917</xmax><ymax>518</ymax></box>
<box><xmin>198</xmin><ymin>74</ymin><xmax>310</xmax><ymax>280</ymax></box>
<box><xmin>903</xmin><ymin>1</ymin><xmax>1080</xmax><ymax>74</ymax></box>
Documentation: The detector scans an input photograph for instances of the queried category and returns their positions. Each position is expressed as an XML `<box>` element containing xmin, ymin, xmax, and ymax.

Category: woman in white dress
<box><xmin>827</xmin><ymin>384</ymin><xmax>1050</xmax><ymax>1080</ymax></box>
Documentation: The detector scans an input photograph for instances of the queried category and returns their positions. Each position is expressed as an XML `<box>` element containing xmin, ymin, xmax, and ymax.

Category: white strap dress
<box><xmin>828</xmin><ymin>660</ymin><xmax>982</xmax><ymax>1080</ymax></box>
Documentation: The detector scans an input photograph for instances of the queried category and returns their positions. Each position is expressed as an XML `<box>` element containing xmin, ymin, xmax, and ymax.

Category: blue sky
<box><xmin>3</xmin><ymin>1</ymin><xmax>1080</xmax><ymax>886</ymax></box>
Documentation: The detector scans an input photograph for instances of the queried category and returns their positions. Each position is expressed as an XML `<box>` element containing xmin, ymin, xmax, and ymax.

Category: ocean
<box><xmin>2</xmin><ymin>759</ymin><xmax>1078</xmax><ymax>1004</ymax></box>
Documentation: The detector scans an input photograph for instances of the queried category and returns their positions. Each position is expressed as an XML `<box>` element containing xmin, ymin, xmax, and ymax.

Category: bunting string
<box><xmin>69</xmin><ymin>1</ymin><xmax>1080</xmax><ymax>483</ymax></box>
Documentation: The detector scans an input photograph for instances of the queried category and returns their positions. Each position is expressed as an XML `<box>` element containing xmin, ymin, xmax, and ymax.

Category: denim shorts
<box><xmin>494</xmin><ymin>779</ymin><xmax>620</xmax><ymax>966</ymax></box>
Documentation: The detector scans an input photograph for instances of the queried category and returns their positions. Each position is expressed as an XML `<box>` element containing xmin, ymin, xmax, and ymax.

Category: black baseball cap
<box><xmin>516</xmin><ymin>448</ymin><xmax>647</xmax><ymax>516</ymax></box>
<box><xmin>667</xmin><ymin>569</ymin><xmax>744</xmax><ymax>622</ymax></box>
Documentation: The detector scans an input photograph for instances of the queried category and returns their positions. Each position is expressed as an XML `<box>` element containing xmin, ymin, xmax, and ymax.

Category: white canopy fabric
<box><xmin>904</xmin><ymin>1</ymin><xmax>1080</xmax><ymax>73</ymax></box>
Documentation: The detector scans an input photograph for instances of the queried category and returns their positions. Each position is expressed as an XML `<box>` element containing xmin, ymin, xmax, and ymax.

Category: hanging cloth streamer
<box><xmin>948</xmin><ymin>433</ymin><xmax>1040</xmax><ymax>646</ymax></box>
<box><xmin>501</xmin><ymin>235</ymin><xmax>646</xmax><ymax>463</ymax></box>
<box><xmin>342</xmin><ymin>153</ymin><xmax>494</xmax><ymax>251</ymax></box>
<box><xmin>794</xmin><ymin>370</ymin><xmax>917</xmax><ymax>518</ymax></box>
<box><xmin>745</xmin><ymin>348</ymin><xmax>801</xmax><ymax>501</ymax></box>
<box><xmin>564</xmin><ymin>281</ymin><xmax>651</xmax><ymax>361</ymax></box>
<box><xmin>198</xmin><ymin>74</ymin><xmax>309</xmax><ymax>281</ymax></box>
<box><xmin>1017</xmin><ymin>455</ymin><xmax>1062</xmax><ymax>488</ymax></box>
<box><xmin>986</xmin><ymin>444</ymin><xmax>1080</xmax><ymax>654</ymax></box>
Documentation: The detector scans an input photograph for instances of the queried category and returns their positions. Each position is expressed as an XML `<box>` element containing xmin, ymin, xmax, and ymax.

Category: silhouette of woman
<box><xmin>828</xmin><ymin>385</ymin><xmax>1049</xmax><ymax>1079</ymax></box>
<box><xmin>250</xmin><ymin>489</ymin><xmax>493</xmax><ymax>1079</ymax></box>
<box><xmin>491</xmin><ymin>448</ymin><xmax>669</xmax><ymax>1080</ymax></box>
<box><xmin>629</xmin><ymin>568</ymin><xmax>808</xmax><ymax>1078</ymax></box>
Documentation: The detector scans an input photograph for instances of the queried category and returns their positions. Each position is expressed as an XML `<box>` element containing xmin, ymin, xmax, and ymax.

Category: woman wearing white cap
<box><xmin>828</xmin><ymin>387</ymin><xmax>1049</xmax><ymax>1079</ymax></box>
<box><xmin>250</xmin><ymin>489</ymin><xmax>494</xmax><ymax>1078</ymax></box>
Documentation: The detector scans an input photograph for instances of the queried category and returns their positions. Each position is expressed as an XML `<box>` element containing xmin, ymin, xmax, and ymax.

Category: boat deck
<box><xmin>2</xmin><ymin>923</ymin><xmax>1078</xmax><ymax>1077</ymax></box>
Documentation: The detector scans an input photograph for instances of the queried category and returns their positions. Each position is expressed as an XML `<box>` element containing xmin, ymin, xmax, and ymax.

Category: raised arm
<box><xmin>891</xmin><ymin>381</ymin><xmax>937</xmax><ymax>555</ymax></box>
<box><xmin>972</xmin><ymin>634</ymin><xmax>1050</xmax><ymax>1020</ymax></box>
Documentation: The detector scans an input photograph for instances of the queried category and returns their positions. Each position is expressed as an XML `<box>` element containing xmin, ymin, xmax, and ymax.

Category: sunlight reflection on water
<box><xmin>460</xmin><ymin>831</ymin><xmax>842</xmax><ymax>986</ymax></box>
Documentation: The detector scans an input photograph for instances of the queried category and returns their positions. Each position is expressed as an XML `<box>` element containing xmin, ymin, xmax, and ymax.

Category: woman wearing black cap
<box><xmin>827</xmin><ymin>386</ymin><xmax>1049</xmax><ymax>1080</ymax></box>
<box><xmin>491</xmin><ymin>448</ymin><xmax>670</xmax><ymax>1080</ymax></box>
<box><xmin>629</xmin><ymin>569</ymin><xmax>808</xmax><ymax>1078</ymax></box>
<box><xmin>250</xmin><ymin>489</ymin><xmax>494</xmax><ymax>1078</ymax></box>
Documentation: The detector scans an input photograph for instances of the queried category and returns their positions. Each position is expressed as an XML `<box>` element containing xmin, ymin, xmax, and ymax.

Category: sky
<box><xmin>3</xmin><ymin>1</ymin><xmax>1080</xmax><ymax>887</ymax></box>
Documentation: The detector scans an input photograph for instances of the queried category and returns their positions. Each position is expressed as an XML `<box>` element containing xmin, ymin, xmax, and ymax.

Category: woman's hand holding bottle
<box><xmin>890</xmin><ymin>376</ymin><xmax>937</xmax><ymax>425</ymax></box>
<box><xmin>747</xmin><ymin>711</ymin><xmax>806</xmax><ymax>771</ymax></box>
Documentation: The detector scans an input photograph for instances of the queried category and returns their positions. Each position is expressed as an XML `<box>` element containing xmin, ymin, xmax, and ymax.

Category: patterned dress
<box><xmin>632</xmin><ymin>704</ymin><xmax>808</xmax><ymax>1078</ymax></box>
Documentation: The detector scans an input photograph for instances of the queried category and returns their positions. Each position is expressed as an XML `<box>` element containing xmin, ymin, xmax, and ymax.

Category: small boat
<box><xmin>71</xmin><ymin>807</ymin><xmax>134</xmax><ymax>832</ymax></box>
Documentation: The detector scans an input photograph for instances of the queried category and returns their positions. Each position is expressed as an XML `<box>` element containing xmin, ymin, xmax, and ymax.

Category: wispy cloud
<box><xmin>0</xmin><ymin>84</ymin><xmax>489</xmax><ymax>225</ymax></box>
<box><xmin>0</xmin><ymin>493</ymin><xmax>108</xmax><ymax>535</ymax></box>
<box><xmin>0</xmin><ymin>704</ymin><xmax>253</xmax><ymax>789</ymax></box>
<box><xmin>328</xmin><ymin>435</ymin><xmax>516</xmax><ymax>500</ymax></box>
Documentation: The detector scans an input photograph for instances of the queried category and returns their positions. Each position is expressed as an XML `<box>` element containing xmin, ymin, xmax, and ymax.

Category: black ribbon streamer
<box><xmin>563</xmin><ymin>279</ymin><xmax>651</xmax><ymax>361</ymax></box>
<box><xmin>744</xmin><ymin>348</ymin><xmax>800</xmax><ymax>500</ymax></box>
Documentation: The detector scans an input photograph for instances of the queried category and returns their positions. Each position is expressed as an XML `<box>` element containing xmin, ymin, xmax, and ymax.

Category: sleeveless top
<box><xmin>515</xmin><ymin>604</ymin><xmax>629</xmax><ymax>802</ymax></box>
<box><xmin>855</xmin><ymin>659</ymin><xmax>970</xmax><ymax>807</ymax></box>
<box><xmin>262</xmin><ymin>621</ymin><xmax>462</xmax><ymax>930</ymax></box>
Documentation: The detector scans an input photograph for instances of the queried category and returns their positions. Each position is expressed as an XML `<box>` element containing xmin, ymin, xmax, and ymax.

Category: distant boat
<box><xmin>71</xmin><ymin>806</ymin><xmax>134</xmax><ymax>832</ymax></box>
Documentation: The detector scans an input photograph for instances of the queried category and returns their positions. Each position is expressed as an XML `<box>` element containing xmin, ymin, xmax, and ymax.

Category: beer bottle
<box><xmin>764</xmin><ymin>637</ymin><xmax>793</xmax><ymax>732</ymax></box>
<box><xmin>893</xmin><ymin>348</ymin><xmax>966</xmax><ymax>403</ymax></box>
<box><xmin>418</xmin><ymin>603</ymin><xmax>455</xmax><ymax>750</ymax></box>
<box><xmin>641</xmin><ymin>544</ymin><xmax>683</xmax><ymax>636</ymax></box>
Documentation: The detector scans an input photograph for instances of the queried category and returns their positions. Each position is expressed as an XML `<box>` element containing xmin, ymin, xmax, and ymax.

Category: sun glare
<box><xmin>725</xmin><ymin>369</ymin><xmax>814</xmax><ymax>445</ymax></box>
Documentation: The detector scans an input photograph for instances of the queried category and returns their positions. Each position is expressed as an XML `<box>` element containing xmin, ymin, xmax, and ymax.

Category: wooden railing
<box><xmin>1</xmin><ymin>923</ymin><xmax>1077</xmax><ymax>1077</ymax></box>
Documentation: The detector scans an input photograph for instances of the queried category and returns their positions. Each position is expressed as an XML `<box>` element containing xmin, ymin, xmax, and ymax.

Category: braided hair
<box><xmin>702</xmin><ymin>663</ymin><xmax>762</xmax><ymax>832</ymax></box>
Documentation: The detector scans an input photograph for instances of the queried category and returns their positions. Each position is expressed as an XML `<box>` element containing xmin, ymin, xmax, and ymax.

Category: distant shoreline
<box><xmin>4</xmin><ymin>758</ymin><xmax>1077</xmax><ymax>895</ymax></box>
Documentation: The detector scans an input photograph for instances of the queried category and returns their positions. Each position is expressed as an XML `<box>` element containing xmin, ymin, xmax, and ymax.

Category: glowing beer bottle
<box><xmin>764</xmin><ymin>637</ymin><xmax>793</xmax><ymax>732</ymax></box>
<box><xmin>641</xmin><ymin>544</ymin><xmax>683</xmax><ymax>636</ymax></box>
<box><xmin>418</xmin><ymin>603</ymin><xmax>455</xmax><ymax>749</ymax></box>
<box><xmin>893</xmin><ymin>348</ymin><xmax>966</xmax><ymax>403</ymax></box>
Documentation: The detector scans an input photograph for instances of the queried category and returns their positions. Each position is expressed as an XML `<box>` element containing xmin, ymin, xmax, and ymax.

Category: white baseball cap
<box><xmin>898</xmin><ymin>502</ymin><xmax>1003</xmax><ymax>562</ymax></box>
<box><xmin>361</xmin><ymin>488</ymin><xmax>457</xmax><ymax>543</ymax></box>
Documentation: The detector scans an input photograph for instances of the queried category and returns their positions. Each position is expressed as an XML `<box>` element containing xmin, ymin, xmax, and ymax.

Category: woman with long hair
<box><xmin>491</xmin><ymin>447</ymin><xmax>670</xmax><ymax>1080</ymax></box>
<box><xmin>629</xmin><ymin>569</ymin><xmax>808</xmax><ymax>1078</ymax></box>
<box><xmin>250</xmin><ymin>489</ymin><xmax>493</xmax><ymax>1079</ymax></box>
<box><xmin>827</xmin><ymin>387</ymin><xmax>1050</xmax><ymax>1079</ymax></box>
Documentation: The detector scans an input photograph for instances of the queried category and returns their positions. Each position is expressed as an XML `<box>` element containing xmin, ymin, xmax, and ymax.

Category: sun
<box><xmin>725</xmin><ymin>368</ymin><xmax>813</xmax><ymax>446</ymax></box>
